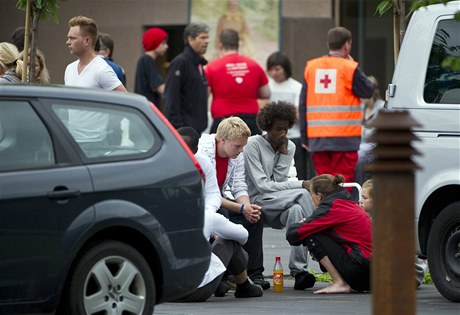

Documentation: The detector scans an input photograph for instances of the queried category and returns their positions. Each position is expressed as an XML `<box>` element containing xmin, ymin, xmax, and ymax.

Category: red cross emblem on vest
<box><xmin>320</xmin><ymin>74</ymin><xmax>332</xmax><ymax>88</ymax></box>
<box><xmin>315</xmin><ymin>69</ymin><xmax>336</xmax><ymax>94</ymax></box>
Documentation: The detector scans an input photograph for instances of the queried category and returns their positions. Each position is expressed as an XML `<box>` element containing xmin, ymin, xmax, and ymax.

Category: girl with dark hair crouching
<box><xmin>286</xmin><ymin>174</ymin><xmax>372</xmax><ymax>294</ymax></box>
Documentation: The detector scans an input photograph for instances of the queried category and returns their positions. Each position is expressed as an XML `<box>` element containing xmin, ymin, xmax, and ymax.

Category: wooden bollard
<box><xmin>366</xmin><ymin>110</ymin><xmax>422</xmax><ymax>315</ymax></box>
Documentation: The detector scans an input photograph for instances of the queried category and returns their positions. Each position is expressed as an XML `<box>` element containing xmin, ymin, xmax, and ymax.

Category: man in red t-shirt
<box><xmin>206</xmin><ymin>28</ymin><xmax>270</xmax><ymax>136</ymax></box>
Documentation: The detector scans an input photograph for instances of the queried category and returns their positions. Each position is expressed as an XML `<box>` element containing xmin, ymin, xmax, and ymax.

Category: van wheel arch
<box><xmin>427</xmin><ymin>201</ymin><xmax>460</xmax><ymax>302</ymax></box>
<box><xmin>419</xmin><ymin>185</ymin><xmax>460</xmax><ymax>255</ymax></box>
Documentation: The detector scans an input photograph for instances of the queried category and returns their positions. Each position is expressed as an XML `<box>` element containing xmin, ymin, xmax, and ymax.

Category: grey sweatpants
<box><xmin>254</xmin><ymin>188</ymin><xmax>314</xmax><ymax>275</ymax></box>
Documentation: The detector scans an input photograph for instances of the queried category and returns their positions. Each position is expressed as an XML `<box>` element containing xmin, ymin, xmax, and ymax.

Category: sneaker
<box><xmin>214</xmin><ymin>281</ymin><xmax>230</xmax><ymax>297</ymax></box>
<box><xmin>234</xmin><ymin>281</ymin><xmax>263</xmax><ymax>298</ymax></box>
<box><xmin>250</xmin><ymin>275</ymin><xmax>270</xmax><ymax>290</ymax></box>
<box><xmin>319</xmin><ymin>263</ymin><xmax>327</xmax><ymax>273</ymax></box>
<box><xmin>294</xmin><ymin>271</ymin><xmax>316</xmax><ymax>290</ymax></box>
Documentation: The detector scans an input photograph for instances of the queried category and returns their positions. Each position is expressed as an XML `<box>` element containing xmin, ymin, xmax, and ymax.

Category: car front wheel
<box><xmin>68</xmin><ymin>240</ymin><xmax>155</xmax><ymax>315</ymax></box>
<box><xmin>427</xmin><ymin>201</ymin><xmax>460</xmax><ymax>302</ymax></box>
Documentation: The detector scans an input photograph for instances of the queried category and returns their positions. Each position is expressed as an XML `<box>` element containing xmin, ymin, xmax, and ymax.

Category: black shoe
<box><xmin>214</xmin><ymin>281</ymin><xmax>230</xmax><ymax>297</ymax></box>
<box><xmin>223</xmin><ymin>274</ymin><xmax>236</xmax><ymax>290</ymax></box>
<box><xmin>234</xmin><ymin>280</ymin><xmax>263</xmax><ymax>298</ymax></box>
<box><xmin>294</xmin><ymin>271</ymin><xmax>316</xmax><ymax>290</ymax></box>
<box><xmin>319</xmin><ymin>263</ymin><xmax>327</xmax><ymax>273</ymax></box>
<box><xmin>250</xmin><ymin>275</ymin><xmax>270</xmax><ymax>290</ymax></box>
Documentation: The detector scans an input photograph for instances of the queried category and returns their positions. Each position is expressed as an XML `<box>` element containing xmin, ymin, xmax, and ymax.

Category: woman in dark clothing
<box><xmin>286</xmin><ymin>174</ymin><xmax>372</xmax><ymax>294</ymax></box>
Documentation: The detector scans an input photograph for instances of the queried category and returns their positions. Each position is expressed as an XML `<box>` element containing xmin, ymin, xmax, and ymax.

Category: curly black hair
<box><xmin>256</xmin><ymin>101</ymin><xmax>297</xmax><ymax>131</ymax></box>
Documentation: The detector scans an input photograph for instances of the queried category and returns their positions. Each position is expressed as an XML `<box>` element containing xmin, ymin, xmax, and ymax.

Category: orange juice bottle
<box><xmin>273</xmin><ymin>256</ymin><xmax>284</xmax><ymax>292</ymax></box>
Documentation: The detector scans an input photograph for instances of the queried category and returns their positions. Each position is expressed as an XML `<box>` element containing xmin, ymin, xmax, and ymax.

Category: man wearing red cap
<box><xmin>164</xmin><ymin>22</ymin><xmax>210</xmax><ymax>134</ymax></box>
<box><xmin>135</xmin><ymin>27</ymin><xmax>169</xmax><ymax>111</ymax></box>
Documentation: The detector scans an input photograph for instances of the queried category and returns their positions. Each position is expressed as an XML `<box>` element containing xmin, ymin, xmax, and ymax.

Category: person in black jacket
<box><xmin>164</xmin><ymin>22</ymin><xmax>210</xmax><ymax>134</ymax></box>
<box><xmin>134</xmin><ymin>27</ymin><xmax>168</xmax><ymax>111</ymax></box>
<box><xmin>286</xmin><ymin>174</ymin><xmax>372</xmax><ymax>294</ymax></box>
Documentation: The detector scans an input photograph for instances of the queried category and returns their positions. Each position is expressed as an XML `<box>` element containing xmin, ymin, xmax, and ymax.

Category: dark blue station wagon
<box><xmin>0</xmin><ymin>85</ymin><xmax>210</xmax><ymax>315</ymax></box>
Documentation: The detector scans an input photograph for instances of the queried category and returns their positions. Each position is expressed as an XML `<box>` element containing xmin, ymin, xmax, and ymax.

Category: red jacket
<box><xmin>287</xmin><ymin>188</ymin><xmax>372</xmax><ymax>263</ymax></box>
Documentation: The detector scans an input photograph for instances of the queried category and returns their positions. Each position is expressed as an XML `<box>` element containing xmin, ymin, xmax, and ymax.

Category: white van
<box><xmin>385</xmin><ymin>1</ymin><xmax>460</xmax><ymax>302</ymax></box>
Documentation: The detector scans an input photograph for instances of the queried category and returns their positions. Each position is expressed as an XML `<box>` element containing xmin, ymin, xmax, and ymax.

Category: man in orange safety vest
<box><xmin>299</xmin><ymin>26</ymin><xmax>374</xmax><ymax>183</ymax></box>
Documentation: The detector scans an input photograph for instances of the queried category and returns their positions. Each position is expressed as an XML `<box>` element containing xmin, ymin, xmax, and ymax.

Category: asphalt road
<box><xmin>156</xmin><ymin>229</ymin><xmax>459</xmax><ymax>315</ymax></box>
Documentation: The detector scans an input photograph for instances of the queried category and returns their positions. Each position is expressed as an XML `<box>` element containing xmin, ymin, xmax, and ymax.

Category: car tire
<box><xmin>427</xmin><ymin>201</ymin><xmax>460</xmax><ymax>302</ymax></box>
<box><xmin>67</xmin><ymin>240</ymin><xmax>155</xmax><ymax>315</ymax></box>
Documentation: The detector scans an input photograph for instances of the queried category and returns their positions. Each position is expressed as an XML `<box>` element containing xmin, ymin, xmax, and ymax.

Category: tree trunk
<box><xmin>399</xmin><ymin>0</ymin><xmax>406</xmax><ymax>45</ymax></box>
<box><xmin>393</xmin><ymin>4</ymin><xmax>400</xmax><ymax>64</ymax></box>
<box><xmin>22</xmin><ymin>0</ymin><xmax>31</xmax><ymax>82</ymax></box>
<box><xmin>29</xmin><ymin>6</ymin><xmax>40</xmax><ymax>83</ymax></box>
<box><xmin>393</xmin><ymin>0</ymin><xmax>407</xmax><ymax>64</ymax></box>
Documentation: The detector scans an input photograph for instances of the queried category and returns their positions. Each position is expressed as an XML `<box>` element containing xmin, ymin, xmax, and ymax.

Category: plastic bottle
<box><xmin>273</xmin><ymin>256</ymin><xmax>284</xmax><ymax>292</ymax></box>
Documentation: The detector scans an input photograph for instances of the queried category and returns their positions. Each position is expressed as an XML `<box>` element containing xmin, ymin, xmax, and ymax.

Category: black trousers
<box><xmin>304</xmin><ymin>233</ymin><xmax>370</xmax><ymax>292</ymax></box>
<box><xmin>291</xmin><ymin>137</ymin><xmax>316</xmax><ymax>180</ymax></box>
<box><xmin>175</xmin><ymin>238</ymin><xmax>248</xmax><ymax>302</ymax></box>
<box><xmin>216</xmin><ymin>208</ymin><xmax>265</xmax><ymax>279</ymax></box>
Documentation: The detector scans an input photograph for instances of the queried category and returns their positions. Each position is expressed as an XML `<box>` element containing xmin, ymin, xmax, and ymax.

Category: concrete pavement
<box><xmin>156</xmin><ymin>229</ymin><xmax>459</xmax><ymax>314</ymax></box>
<box><xmin>156</xmin><ymin>281</ymin><xmax>457</xmax><ymax>315</ymax></box>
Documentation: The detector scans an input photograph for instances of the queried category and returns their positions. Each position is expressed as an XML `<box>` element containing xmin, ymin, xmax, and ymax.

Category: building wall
<box><xmin>283</xmin><ymin>0</ymin><xmax>332</xmax><ymax>18</ymax></box>
<box><xmin>0</xmin><ymin>0</ymin><xmax>393</xmax><ymax>95</ymax></box>
<box><xmin>281</xmin><ymin>0</ymin><xmax>334</xmax><ymax>82</ymax></box>
<box><xmin>282</xmin><ymin>18</ymin><xmax>335</xmax><ymax>82</ymax></box>
<box><xmin>0</xmin><ymin>0</ymin><xmax>190</xmax><ymax>90</ymax></box>
<box><xmin>340</xmin><ymin>0</ymin><xmax>393</xmax><ymax>97</ymax></box>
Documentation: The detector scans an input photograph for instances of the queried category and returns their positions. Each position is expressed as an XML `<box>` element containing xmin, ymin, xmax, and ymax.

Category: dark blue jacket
<box><xmin>164</xmin><ymin>46</ymin><xmax>208</xmax><ymax>133</ymax></box>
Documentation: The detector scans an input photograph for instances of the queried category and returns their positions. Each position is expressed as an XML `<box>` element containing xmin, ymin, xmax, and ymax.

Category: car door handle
<box><xmin>47</xmin><ymin>189</ymin><xmax>81</xmax><ymax>200</ymax></box>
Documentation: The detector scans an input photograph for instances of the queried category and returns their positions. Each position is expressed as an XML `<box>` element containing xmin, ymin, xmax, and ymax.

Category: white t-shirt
<box><xmin>64</xmin><ymin>56</ymin><xmax>122</xmax><ymax>142</ymax></box>
<box><xmin>64</xmin><ymin>55</ymin><xmax>121</xmax><ymax>90</ymax></box>
<box><xmin>269</xmin><ymin>77</ymin><xmax>302</xmax><ymax>139</ymax></box>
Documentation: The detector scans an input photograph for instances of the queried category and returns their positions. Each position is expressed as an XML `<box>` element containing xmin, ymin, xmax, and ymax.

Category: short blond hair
<box><xmin>215</xmin><ymin>117</ymin><xmax>251</xmax><ymax>141</ymax></box>
<box><xmin>362</xmin><ymin>179</ymin><xmax>373</xmax><ymax>199</ymax></box>
<box><xmin>68</xmin><ymin>16</ymin><xmax>98</xmax><ymax>49</ymax></box>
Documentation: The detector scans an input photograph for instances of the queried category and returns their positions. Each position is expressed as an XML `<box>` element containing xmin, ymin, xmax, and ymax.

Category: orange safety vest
<box><xmin>304</xmin><ymin>56</ymin><xmax>362</xmax><ymax>139</ymax></box>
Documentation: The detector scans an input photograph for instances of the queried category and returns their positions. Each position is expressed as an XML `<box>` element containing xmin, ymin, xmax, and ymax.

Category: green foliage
<box><xmin>308</xmin><ymin>269</ymin><xmax>333</xmax><ymax>283</ymax></box>
<box><xmin>377</xmin><ymin>0</ymin><xmax>460</xmax><ymax>71</ymax></box>
<box><xmin>411</xmin><ymin>0</ymin><xmax>455</xmax><ymax>11</ymax></box>
<box><xmin>442</xmin><ymin>55</ymin><xmax>460</xmax><ymax>71</ymax></box>
<box><xmin>376</xmin><ymin>0</ymin><xmax>459</xmax><ymax>19</ymax></box>
<box><xmin>375</xmin><ymin>0</ymin><xmax>393</xmax><ymax>17</ymax></box>
<box><xmin>308</xmin><ymin>268</ymin><xmax>434</xmax><ymax>285</ymax></box>
<box><xmin>16</xmin><ymin>0</ymin><xmax>69</xmax><ymax>24</ymax></box>
<box><xmin>423</xmin><ymin>271</ymin><xmax>433</xmax><ymax>285</ymax></box>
